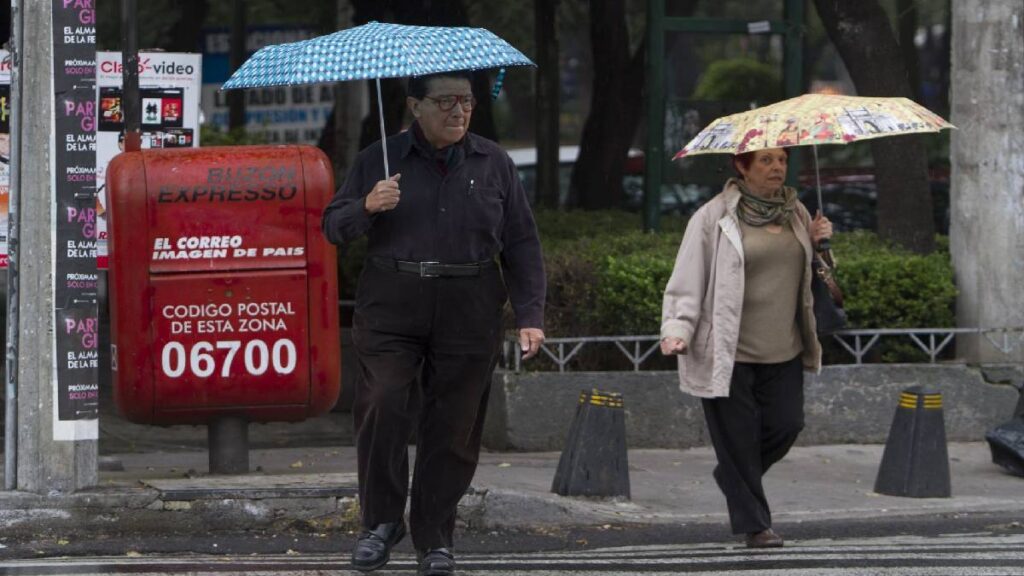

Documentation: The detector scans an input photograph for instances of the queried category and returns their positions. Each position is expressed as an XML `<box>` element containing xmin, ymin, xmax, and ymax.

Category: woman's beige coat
<box><xmin>661</xmin><ymin>179</ymin><xmax>822</xmax><ymax>398</ymax></box>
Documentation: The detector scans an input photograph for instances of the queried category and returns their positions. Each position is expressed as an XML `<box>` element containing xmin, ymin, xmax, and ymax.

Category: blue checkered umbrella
<box><xmin>222</xmin><ymin>22</ymin><xmax>535</xmax><ymax>176</ymax></box>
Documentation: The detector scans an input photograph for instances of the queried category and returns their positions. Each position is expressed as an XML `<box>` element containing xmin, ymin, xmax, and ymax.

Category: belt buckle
<box><xmin>419</xmin><ymin>261</ymin><xmax>441</xmax><ymax>278</ymax></box>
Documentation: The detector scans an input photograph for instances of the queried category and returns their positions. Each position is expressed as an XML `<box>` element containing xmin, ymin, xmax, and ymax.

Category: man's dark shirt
<box><xmin>321</xmin><ymin>123</ymin><xmax>545</xmax><ymax>329</ymax></box>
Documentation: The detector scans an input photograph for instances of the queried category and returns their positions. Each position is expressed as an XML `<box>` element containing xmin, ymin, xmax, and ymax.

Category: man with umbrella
<box><xmin>322</xmin><ymin>70</ymin><xmax>546</xmax><ymax>575</ymax></box>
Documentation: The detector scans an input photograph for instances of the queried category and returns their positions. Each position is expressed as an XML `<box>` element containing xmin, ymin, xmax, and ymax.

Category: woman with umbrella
<box><xmin>660</xmin><ymin>147</ymin><xmax>832</xmax><ymax>548</ymax></box>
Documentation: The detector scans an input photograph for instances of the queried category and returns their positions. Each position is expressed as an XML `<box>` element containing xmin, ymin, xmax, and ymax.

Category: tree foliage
<box><xmin>693</xmin><ymin>58</ymin><xmax>782</xmax><ymax>104</ymax></box>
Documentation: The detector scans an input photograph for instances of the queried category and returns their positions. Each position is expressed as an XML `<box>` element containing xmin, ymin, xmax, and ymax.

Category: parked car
<box><xmin>507</xmin><ymin>145</ymin><xmax>584</xmax><ymax>207</ymax></box>
<box><xmin>511</xmin><ymin>146</ymin><xmax>950</xmax><ymax>233</ymax></box>
<box><xmin>509</xmin><ymin>145</ymin><xmax>700</xmax><ymax>214</ymax></box>
<box><xmin>797</xmin><ymin>167</ymin><xmax>950</xmax><ymax>234</ymax></box>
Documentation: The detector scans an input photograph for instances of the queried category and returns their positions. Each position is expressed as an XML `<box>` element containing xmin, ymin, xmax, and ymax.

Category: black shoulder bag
<box><xmin>812</xmin><ymin>247</ymin><xmax>846</xmax><ymax>335</ymax></box>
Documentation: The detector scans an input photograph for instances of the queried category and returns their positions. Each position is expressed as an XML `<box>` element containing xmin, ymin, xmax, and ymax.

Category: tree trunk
<box><xmin>937</xmin><ymin>5</ymin><xmax>951</xmax><ymax>115</ymax></box>
<box><xmin>896</xmin><ymin>0</ymin><xmax>921</xmax><ymax>102</ymax></box>
<box><xmin>317</xmin><ymin>0</ymin><xmax>366</xmax><ymax>181</ymax></box>
<box><xmin>813</xmin><ymin>0</ymin><xmax>935</xmax><ymax>253</ymax></box>
<box><xmin>569</xmin><ymin>0</ymin><xmax>645</xmax><ymax>210</ymax></box>
<box><xmin>570</xmin><ymin>0</ymin><xmax>697</xmax><ymax>210</ymax></box>
<box><xmin>535</xmin><ymin>0</ymin><xmax>560</xmax><ymax>209</ymax></box>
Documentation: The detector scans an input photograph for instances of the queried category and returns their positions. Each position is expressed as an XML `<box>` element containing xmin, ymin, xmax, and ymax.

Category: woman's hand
<box><xmin>660</xmin><ymin>336</ymin><xmax>687</xmax><ymax>355</ymax></box>
<box><xmin>811</xmin><ymin>210</ymin><xmax>833</xmax><ymax>246</ymax></box>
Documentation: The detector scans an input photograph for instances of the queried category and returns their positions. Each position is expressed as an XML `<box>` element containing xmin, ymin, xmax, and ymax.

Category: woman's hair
<box><xmin>407</xmin><ymin>71</ymin><xmax>475</xmax><ymax>99</ymax></box>
<box><xmin>732</xmin><ymin>148</ymin><xmax>788</xmax><ymax>177</ymax></box>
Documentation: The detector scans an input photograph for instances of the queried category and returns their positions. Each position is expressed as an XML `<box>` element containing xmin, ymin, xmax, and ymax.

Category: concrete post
<box><xmin>16</xmin><ymin>0</ymin><xmax>97</xmax><ymax>493</ymax></box>
<box><xmin>950</xmin><ymin>1</ymin><xmax>1024</xmax><ymax>362</ymax></box>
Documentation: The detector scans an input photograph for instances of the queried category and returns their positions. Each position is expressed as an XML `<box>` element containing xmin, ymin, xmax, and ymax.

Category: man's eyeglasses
<box><xmin>423</xmin><ymin>94</ymin><xmax>476</xmax><ymax>112</ymax></box>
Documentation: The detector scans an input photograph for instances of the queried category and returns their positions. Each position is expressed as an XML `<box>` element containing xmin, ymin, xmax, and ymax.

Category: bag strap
<box><xmin>813</xmin><ymin>256</ymin><xmax>844</xmax><ymax>308</ymax></box>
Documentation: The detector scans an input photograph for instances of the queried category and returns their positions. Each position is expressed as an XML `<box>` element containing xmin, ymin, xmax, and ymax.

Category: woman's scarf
<box><xmin>732</xmin><ymin>177</ymin><xmax>798</xmax><ymax>227</ymax></box>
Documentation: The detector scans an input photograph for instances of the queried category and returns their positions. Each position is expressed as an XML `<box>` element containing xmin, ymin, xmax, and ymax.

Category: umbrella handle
<box><xmin>811</xmin><ymin>144</ymin><xmax>832</xmax><ymax>254</ymax></box>
<box><xmin>376</xmin><ymin>78</ymin><xmax>390</xmax><ymax>179</ymax></box>
<box><xmin>813</xmin><ymin>143</ymin><xmax>823</xmax><ymax>217</ymax></box>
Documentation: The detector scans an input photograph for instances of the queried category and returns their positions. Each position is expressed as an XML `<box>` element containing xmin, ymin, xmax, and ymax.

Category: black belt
<box><xmin>371</xmin><ymin>257</ymin><xmax>496</xmax><ymax>278</ymax></box>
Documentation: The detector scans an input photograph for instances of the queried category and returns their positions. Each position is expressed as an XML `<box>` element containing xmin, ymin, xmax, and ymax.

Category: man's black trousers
<box><xmin>351</xmin><ymin>263</ymin><xmax>507</xmax><ymax>551</ymax></box>
<box><xmin>701</xmin><ymin>355</ymin><xmax>804</xmax><ymax>535</ymax></box>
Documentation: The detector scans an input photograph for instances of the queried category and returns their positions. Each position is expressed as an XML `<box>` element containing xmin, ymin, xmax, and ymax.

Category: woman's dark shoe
<box><xmin>417</xmin><ymin>547</ymin><xmax>456</xmax><ymax>576</ymax></box>
<box><xmin>350</xmin><ymin>522</ymin><xmax>406</xmax><ymax>572</ymax></box>
<box><xmin>745</xmin><ymin>528</ymin><xmax>784</xmax><ymax>548</ymax></box>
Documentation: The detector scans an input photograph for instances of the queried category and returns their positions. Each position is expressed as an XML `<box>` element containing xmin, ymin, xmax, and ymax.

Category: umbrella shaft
<box><xmin>813</xmin><ymin>144</ymin><xmax>822</xmax><ymax>216</ymax></box>
<box><xmin>376</xmin><ymin>78</ymin><xmax>390</xmax><ymax>179</ymax></box>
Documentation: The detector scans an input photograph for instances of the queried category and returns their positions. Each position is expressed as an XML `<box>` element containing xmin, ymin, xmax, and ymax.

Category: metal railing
<box><xmin>503</xmin><ymin>328</ymin><xmax>1024</xmax><ymax>373</ymax></box>
<box><xmin>339</xmin><ymin>301</ymin><xmax>1023</xmax><ymax>373</ymax></box>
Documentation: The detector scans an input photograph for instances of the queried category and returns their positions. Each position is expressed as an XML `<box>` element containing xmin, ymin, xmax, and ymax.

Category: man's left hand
<box><xmin>518</xmin><ymin>328</ymin><xmax>545</xmax><ymax>360</ymax></box>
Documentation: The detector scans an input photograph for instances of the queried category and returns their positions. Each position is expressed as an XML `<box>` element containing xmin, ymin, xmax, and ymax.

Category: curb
<box><xmin>4</xmin><ymin>479</ymin><xmax>1024</xmax><ymax>541</ymax></box>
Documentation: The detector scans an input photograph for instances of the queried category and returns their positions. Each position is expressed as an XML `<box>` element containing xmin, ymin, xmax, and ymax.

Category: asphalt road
<box><xmin>2</xmin><ymin>510</ymin><xmax>1024</xmax><ymax>574</ymax></box>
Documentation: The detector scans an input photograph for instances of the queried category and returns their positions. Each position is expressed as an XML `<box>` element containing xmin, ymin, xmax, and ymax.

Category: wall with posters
<box><xmin>95</xmin><ymin>52</ymin><xmax>202</xmax><ymax>268</ymax></box>
<box><xmin>52</xmin><ymin>0</ymin><xmax>99</xmax><ymax>440</ymax></box>
<box><xmin>0</xmin><ymin>51</ymin><xmax>11</xmax><ymax>269</ymax></box>
<box><xmin>201</xmin><ymin>27</ymin><xmax>340</xmax><ymax>145</ymax></box>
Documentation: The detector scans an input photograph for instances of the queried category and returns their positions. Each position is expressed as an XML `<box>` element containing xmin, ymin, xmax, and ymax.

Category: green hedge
<box><xmin>831</xmin><ymin>232</ymin><xmax>957</xmax><ymax>329</ymax></box>
<box><xmin>335</xmin><ymin>210</ymin><xmax>957</xmax><ymax>364</ymax></box>
<box><xmin>827</xmin><ymin>232</ymin><xmax>957</xmax><ymax>363</ymax></box>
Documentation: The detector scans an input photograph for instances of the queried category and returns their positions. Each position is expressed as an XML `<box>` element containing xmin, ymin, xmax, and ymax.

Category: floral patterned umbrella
<box><xmin>673</xmin><ymin>94</ymin><xmax>954</xmax><ymax>216</ymax></box>
<box><xmin>673</xmin><ymin>94</ymin><xmax>954</xmax><ymax>159</ymax></box>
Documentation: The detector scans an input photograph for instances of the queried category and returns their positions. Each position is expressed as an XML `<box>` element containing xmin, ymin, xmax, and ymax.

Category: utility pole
<box><xmin>15</xmin><ymin>0</ymin><xmax>99</xmax><ymax>492</ymax></box>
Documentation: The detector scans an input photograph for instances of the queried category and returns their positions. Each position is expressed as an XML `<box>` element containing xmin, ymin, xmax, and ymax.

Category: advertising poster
<box><xmin>201</xmin><ymin>27</ymin><xmax>335</xmax><ymax>145</ymax></box>
<box><xmin>95</xmin><ymin>51</ymin><xmax>202</xmax><ymax>268</ymax></box>
<box><xmin>52</xmin><ymin>0</ymin><xmax>99</xmax><ymax>439</ymax></box>
<box><xmin>0</xmin><ymin>51</ymin><xmax>11</xmax><ymax>268</ymax></box>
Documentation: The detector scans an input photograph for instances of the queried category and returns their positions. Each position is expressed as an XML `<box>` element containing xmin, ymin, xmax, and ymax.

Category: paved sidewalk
<box><xmin>2</xmin><ymin>403</ymin><xmax>1021</xmax><ymax>541</ymax></box>
<box><xmin>91</xmin><ymin>440</ymin><xmax>1024</xmax><ymax>532</ymax></box>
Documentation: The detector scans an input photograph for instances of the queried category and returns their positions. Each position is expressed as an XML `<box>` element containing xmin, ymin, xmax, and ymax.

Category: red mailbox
<box><xmin>106</xmin><ymin>145</ymin><xmax>340</xmax><ymax>426</ymax></box>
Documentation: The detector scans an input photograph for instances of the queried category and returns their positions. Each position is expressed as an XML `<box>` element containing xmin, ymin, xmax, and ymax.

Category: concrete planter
<box><xmin>482</xmin><ymin>365</ymin><xmax>1020</xmax><ymax>451</ymax></box>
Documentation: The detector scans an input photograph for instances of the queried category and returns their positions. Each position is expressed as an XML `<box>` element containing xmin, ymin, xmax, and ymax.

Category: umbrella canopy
<box><xmin>674</xmin><ymin>94</ymin><xmax>954</xmax><ymax>159</ymax></box>
<box><xmin>221</xmin><ymin>21</ymin><xmax>534</xmax><ymax>178</ymax></box>
<box><xmin>221</xmin><ymin>21</ymin><xmax>535</xmax><ymax>89</ymax></box>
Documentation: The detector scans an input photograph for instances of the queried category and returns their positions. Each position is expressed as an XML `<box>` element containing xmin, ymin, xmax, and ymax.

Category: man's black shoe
<box><xmin>350</xmin><ymin>522</ymin><xmax>406</xmax><ymax>572</ymax></box>
<box><xmin>417</xmin><ymin>547</ymin><xmax>456</xmax><ymax>576</ymax></box>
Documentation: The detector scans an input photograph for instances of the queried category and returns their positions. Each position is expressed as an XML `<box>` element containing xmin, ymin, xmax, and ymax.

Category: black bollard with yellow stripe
<box><xmin>551</xmin><ymin>389</ymin><xmax>630</xmax><ymax>498</ymax></box>
<box><xmin>874</xmin><ymin>386</ymin><xmax>951</xmax><ymax>498</ymax></box>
